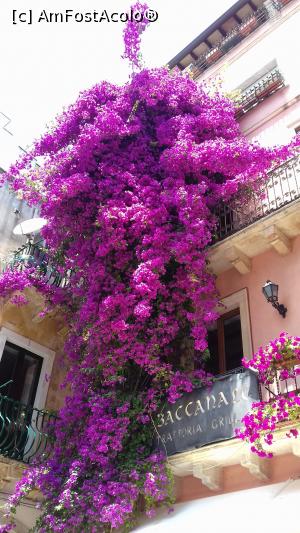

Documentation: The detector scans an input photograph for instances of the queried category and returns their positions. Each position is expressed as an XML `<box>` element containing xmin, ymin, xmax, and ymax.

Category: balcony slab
<box><xmin>208</xmin><ymin>198</ymin><xmax>300</xmax><ymax>275</ymax></box>
<box><xmin>169</xmin><ymin>421</ymin><xmax>300</xmax><ymax>489</ymax></box>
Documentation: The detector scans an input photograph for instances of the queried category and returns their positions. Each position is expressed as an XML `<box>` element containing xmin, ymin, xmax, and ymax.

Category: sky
<box><xmin>0</xmin><ymin>0</ymin><xmax>234</xmax><ymax>147</ymax></box>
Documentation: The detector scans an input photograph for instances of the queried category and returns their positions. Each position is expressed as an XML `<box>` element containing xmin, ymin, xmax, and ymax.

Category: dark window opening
<box><xmin>0</xmin><ymin>342</ymin><xmax>43</xmax><ymax>406</ymax></box>
<box><xmin>206</xmin><ymin>309</ymin><xmax>244</xmax><ymax>375</ymax></box>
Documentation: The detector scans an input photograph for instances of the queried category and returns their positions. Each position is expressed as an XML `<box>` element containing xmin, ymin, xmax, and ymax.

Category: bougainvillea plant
<box><xmin>237</xmin><ymin>333</ymin><xmax>300</xmax><ymax>457</ymax></box>
<box><xmin>0</xmin><ymin>4</ymin><xmax>298</xmax><ymax>532</ymax></box>
<box><xmin>122</xmin><ymin>1</ymin><xmax>150</xmax><ymax>70</ymax></box>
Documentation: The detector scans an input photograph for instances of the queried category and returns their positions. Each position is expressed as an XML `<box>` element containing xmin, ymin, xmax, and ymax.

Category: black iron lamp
<box><xmin>262</xmin><ymin>280</ymin><xmax>287</xmax><ymax>318</ymax></box>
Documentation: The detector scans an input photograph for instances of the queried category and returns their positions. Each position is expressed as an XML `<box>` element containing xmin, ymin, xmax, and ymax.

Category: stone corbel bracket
<box><xmin>226</xmin><ymin>246</ymin><xmax>251</xmax><ymax>274</ymax></box>
<box><xmin>192</xmin><ymin>460</ymin><xmax>222</xmax><ymax>490</ymax></box>
<box><xmin>262</xmin><ymin>224</ymin><xmax>292</xmax><ymax>255</ymax></box>
<box><xmin>240</xmin><ymin>451</ymin><xmax>270</xmax><ymax>481</ymax></box>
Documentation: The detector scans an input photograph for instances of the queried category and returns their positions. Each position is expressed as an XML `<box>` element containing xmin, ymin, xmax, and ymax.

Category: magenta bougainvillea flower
<box><xmin>123</xmin><ymin>2</ymin><xmax>150</xmax><ymax>70</ymax></box>
<box><xmin>243</xmin><ymin>332</ymin><xmax>300</xmax><ymax>383</ymax></box>
<box><xmin>0</xmin><ymin>6</ymin><xmax>298</xmax><ymax>532</ymax></box>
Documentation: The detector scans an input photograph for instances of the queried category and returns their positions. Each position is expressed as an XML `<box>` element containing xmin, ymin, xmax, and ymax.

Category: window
<box><xmin>206</xmin><ymin>308</ymin><xmax>244</xmax><ymax>375</ymax></box>
<box><xmin>204</xmin><ymin>288</ymin><xmax>252</xmax><ymax>375</ymax></box>
<box><xmin>0</xmin><ymin>328</ymin><xmax>55</xmax><ymax>410</ymax></box>
<box><xmin>0</xmin><ymin>342</ymin><xmax>43</xmax><ymax>407</ymax></box>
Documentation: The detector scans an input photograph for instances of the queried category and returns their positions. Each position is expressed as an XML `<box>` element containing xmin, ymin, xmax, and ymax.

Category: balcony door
<box><xmin>0</xmin><ymin>341</ymin><xmax>43</xmax><ymax>407</ymax></box>
<box><xmin>206</xmin><ymin>308</ymin><xmax>244</xmax><ymax>375</ymax></box>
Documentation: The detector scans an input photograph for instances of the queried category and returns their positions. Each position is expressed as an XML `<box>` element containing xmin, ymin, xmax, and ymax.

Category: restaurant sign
<box><xmin>156</xmin><ymin>369</ymin><xmax>259</xmax><ymax>456</ymax></box>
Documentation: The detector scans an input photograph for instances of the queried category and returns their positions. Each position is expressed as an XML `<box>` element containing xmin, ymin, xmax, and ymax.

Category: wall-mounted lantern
<box><xmin>262</xmin><ymin>280</ymin><xmax>287</xmax><ymax>318</ymax></box>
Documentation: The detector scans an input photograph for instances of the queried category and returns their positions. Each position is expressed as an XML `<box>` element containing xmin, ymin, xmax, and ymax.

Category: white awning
<box><xmin>135</xmin><ymin>479</ymin><xmax>300</xmax><ymax>533</ymax></box>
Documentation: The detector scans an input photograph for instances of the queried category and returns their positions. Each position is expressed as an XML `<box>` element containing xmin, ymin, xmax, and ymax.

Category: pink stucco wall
<box><xmin>216</xmin><ymin>235</ymin><xmax>300</xmax><ymax>354</ymax></box>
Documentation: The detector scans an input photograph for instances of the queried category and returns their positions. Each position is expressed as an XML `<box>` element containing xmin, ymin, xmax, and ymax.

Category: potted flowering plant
<box><xmin>236</xmin><ymin>393</ymin><xmax>300</xmax><ymax>457</ymax></box>
<box><xmin>243</xmin><ymin>332</ymin><xmax>300</xmax><ymax>384</ymax></box>
<box><xmin>238</xmin><ymin>333</ymin><xmax>300</xmax><ymax>457</ymax></box>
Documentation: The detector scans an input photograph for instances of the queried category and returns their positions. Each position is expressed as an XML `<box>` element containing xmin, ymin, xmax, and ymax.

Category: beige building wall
<box><xmin>0</xmin><ymin>295</ymin><xmax>68</xmax><ymax>412</ymax></box>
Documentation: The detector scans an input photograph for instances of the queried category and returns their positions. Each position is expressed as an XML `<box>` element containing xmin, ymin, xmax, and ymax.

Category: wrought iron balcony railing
<box><xmin>1</xmin><ymin>241</ymin><xmax>71</xmax><ymax>288</ymax></box>
<box><xmin>259</xmin><ymin>362</ymin><xmax>300</xmax><ymax>402</ymax></box>
<box><xmin>213</xmin><ymin>154</ymin><xmax>300</xmax><ymax>241</ymax></box>
<box><xmin>234</xmin><ymin>68</ymin><xmax>285</xmax><ymax>118</ymax></box>
<box><xmin>184</xmin><ymin>0</ymin><xmax>292</xmax><ymax>80</ymax></box>
<box><xmin>211</xmin><ymin>366</ymin><xmax>295</xmax><ymax>404</ymax></box>
<box><xmin>215</xmin><ymin>364</ymin><xmax>300</xmax><ymax>402</ymax></box>
<box><xmin>209</xmin><ymin>361</ymin><xmax>300</xmax><ymax>402</ymax></box>
<box><xmin>0</xmin><ymin>393</ymin><xmax>57</xmax><ymax>464</ymax></box>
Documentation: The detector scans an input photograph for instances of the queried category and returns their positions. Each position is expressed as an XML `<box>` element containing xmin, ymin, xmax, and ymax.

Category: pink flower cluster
<box><xmin>243</xmin><ymin>332</ymin><xmax>300</xmax><ymax>384</ymax></box>
<box><xmin>237</xmin><ymin>392</ymin><xmax>300</xmax><ymax>458</ymax></box>
<box><xmin>238</xmin><ymin>333</ymin><xmax>300</xmax><ymax>457</ymax></box>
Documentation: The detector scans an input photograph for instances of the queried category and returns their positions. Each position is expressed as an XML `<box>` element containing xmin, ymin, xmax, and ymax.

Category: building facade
<box><xmin>0</xmin><ymin>116</ymin><xmax>67</xmax><ymax>531</ymax></box>
<box><xmin>136</xmin><ymin>0</ymin><xmax>300</xmax><ymax>530</ymax></box>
